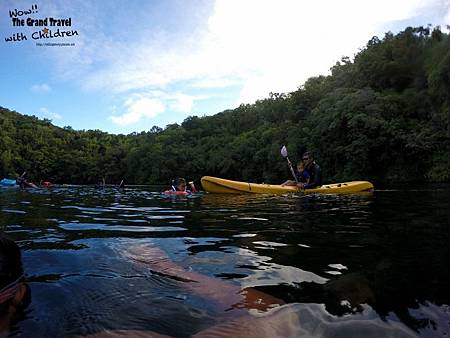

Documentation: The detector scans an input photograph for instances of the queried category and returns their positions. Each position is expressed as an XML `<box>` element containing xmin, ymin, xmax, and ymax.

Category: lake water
<box><xmin>0</xmin><ymin>185</ymin><xmax>449</xmax><ymax>337</ymax></box>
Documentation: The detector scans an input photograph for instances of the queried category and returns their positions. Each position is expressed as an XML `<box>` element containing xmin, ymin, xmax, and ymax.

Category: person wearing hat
<box><xmin>297</xmin><ymin>151</ymin><xmax>322</xmax><ymax>189</ymax></box>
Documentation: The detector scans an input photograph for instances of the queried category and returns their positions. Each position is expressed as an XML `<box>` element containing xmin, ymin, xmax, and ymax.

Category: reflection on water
<box><xmin>0</xmin><ymin>185</ymin><xmax>449</xmax><ymax>337</ymax></box>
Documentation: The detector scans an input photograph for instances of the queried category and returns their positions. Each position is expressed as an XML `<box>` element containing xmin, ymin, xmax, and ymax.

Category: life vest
<box><xmin>163</xmin><ymin>180</ymin><xmax>197</xmax><ymax>195</ymax></box>
<box><xmin>163</xmin><ymin>190</ymin><xmax>190</xmax><ymax>196</ymax></box>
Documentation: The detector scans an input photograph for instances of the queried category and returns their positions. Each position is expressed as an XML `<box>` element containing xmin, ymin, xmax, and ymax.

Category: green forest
<box><xmin>1</xmin><ymin>26</ymin><xmax>449</xmax><ymax>185</ymax></box>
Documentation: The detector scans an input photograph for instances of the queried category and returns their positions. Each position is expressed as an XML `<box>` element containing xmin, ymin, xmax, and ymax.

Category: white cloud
<box><xmin>48</xmin><ymin>0</ymin><xmax>448</xmax><ymax>110</ymax></box>
<box><xmin>170</xmin><ymin>94</ymin><xmax>194</xmax><ymax>113</ymax></box>
<box><xmin>445</xmin><ymin>7</ymin><xmax>450</xmax><ymax>29</ymax></box>
<box><xmin>109</xmin><ymin>90</ymin><xmax>207</xmax><ymax>125</ymax></box>
<box><xmin>109</xmin><ymin>96</ymin><xmax>165</xmax><ymax>126</ymax></box>
<box><xmin>190</xmin><ymin>78</ymin><xmax>241</xmax><ymax>89</ymax></box>
<box><xmin>31</xmin><ymin>83</ymin><xmax>51</xmax><ymax>93</ymax></box>
<box><xmin>39</xmin><ymin>107</ymin><xmax>62</xmax><ymax>120</ymax></box>
<box><xmin>205</xmin><ymin>0</ymin><xmax>432</xmax><ymax>104</ymax></box>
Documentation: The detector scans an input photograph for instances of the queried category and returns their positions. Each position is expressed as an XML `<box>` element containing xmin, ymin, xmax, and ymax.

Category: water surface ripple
<box><xmin>0</xmin><ymin>185</ymin><xmax>449</xmax><ymax>337</ymax></box>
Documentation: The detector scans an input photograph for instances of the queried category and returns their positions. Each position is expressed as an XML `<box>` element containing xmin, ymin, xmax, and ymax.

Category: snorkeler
<box><xmin>123</xmin><ymin>245</ymin><xmax>283</xmax><ymax>313</ymax></box>
<box><xmin>0</xmin><ymin>235</ymin><xmax>30</xmax><ymax>336</ymax></box>
<box><xmin>170</xmin><ymin>178</ymin><xmax>197</xmax><ymax>193</ymax></box>
<box><xmin>82</xmin><ymin>245</ymin><xmax>415</xmax><ymax>338</ymax></box>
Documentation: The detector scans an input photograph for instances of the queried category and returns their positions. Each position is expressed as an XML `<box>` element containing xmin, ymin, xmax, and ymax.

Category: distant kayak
<box><xmin>0</xmin><ymin>178</ymin><xmax>17</xmax><ymax>186</ymax></box>
<box><xmin>0</xmin><ymin>178</ymin><xmax>38</xmax><ymax>188</ymax></box>
<box><xmin>201</xmin><ymin>176</ymin><xmax>374</xmax><ymax>194</ymax></box>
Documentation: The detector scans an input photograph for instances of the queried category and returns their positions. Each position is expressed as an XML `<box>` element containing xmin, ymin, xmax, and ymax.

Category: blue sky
<box><xmin>1</xmin><ymin>0</ymin><xmax>449</xmax><ymax>134</ymax></box>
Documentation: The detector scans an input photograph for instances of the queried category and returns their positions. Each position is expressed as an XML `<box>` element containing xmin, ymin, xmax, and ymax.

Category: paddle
<box><xmin>280</xmin><ymin>145</ymin><xmax>298</xmax><ymax>183</ymax></box>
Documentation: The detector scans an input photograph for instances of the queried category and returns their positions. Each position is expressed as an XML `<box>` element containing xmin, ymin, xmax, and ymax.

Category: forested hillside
<box><xmin>1</xmin><ymin>26</ymin><xmax>449</xmax><ymax>184</ymax></box>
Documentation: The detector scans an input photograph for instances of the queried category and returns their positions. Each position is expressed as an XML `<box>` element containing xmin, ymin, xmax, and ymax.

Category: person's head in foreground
<box><xmin>0</xmin><ymin>235</ymin><xmax>30</xmax><ymax>336</ymax></box>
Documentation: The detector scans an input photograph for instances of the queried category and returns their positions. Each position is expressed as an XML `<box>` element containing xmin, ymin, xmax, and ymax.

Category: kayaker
<box><xmin>16</xmin><ymin>172</ymin><xmax>37</xmax><ymax>189</ymax></box>
<box><xmin>281</xmin><ymin>161</ymin><xmax>310</xmax><ymax>186</ymax></box>
<box><xmin>297</xmin><ymin>151</ymin><xmax>322</xmax><ymax>189</ymax></box>
<box><xmin>95</xmin><ymin>177</ymin><xmax>106</xmax><ymax>189</ymax></box>
<box><xmin>0</xmin><ymin>235</ymin><xmax>30</xmax><ymax>336</ymax></box>
<box><xmin>16</xmin><ymin>173</ymin><xmax>26</xmax><ymax>188</ymax></box>
<box><xmin>171</xmin><ymin>177</ymin><xmax>197</xmax><ymax>193</ymax></box>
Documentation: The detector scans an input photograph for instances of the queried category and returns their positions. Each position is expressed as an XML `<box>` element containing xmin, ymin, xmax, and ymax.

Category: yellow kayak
<box><xmin>201</xmin><ymin>176</ymin><xmax>374</xmax><ymax>194</ymax></box>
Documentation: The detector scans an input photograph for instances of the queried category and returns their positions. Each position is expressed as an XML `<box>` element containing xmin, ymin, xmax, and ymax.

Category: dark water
<box><xmin>0</xmin><ymin>186</ymin><xmax>449</xmax><ymax>337</ymax></box>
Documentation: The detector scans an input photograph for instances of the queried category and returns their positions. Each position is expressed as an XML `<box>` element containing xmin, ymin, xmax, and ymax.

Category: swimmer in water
<box><xmin>123</xmin><ymin>245</ymin><xmax>284</xmax><ymax>313</ymax></box>
<box><xmin>0</xmin><ymin>235</ymin><xmax>30</xmax><ymax>337</ymax></box>
<box><xmin>170</xmin><ymin>178</ymin><xmax>197</xmax><ymax>193</ymax></box>
<box><xmin>82</xmin><ymin>245</ymin><xmax>416</xmax><ymax>338</ymax></box>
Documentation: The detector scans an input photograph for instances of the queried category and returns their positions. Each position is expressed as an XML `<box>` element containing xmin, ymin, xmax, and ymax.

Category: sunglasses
<box><xmin>302</xmin><ymin>157</ymin><xmax>310</xmax><ymax>161</ymax></box>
